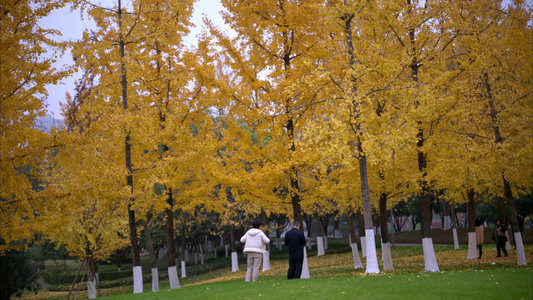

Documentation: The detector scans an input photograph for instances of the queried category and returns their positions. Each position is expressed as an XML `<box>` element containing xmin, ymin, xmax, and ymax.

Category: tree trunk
<box><xmin>165</xmin><ymin>189</ymin><xmax>179</xmax><ymax>289</ymax></box>
<box><xmin>379</xmin><ymin>193</ymin><xmax>393</xmax><ymax>270</ymax></box>
<box><xmin>117</xmin><ymin>0</ymin><xmax>142</xmax><ymax>292</ymax></box>
<box><xmin>466</xmin><ymin>189</ymin><xmax>477</xmax><ymax>259</ymax></box>
<box><xmin>180</xmin><ymin>221</ymin><xmax>187</xmax><ymax>278</ymax></box>
<box><xmin>450</xmin><ymin>204</ymin><xmax>460</xmax><ymax>249</ymax></box>
<box><xmin>86</xmin><ymin>257</ymin><xmax>97</xmax><ymax>299</ymax></box>
<box><xmin>443</xmin><ymin>201</ymin><xmax>451</xmax><ymax>230</ymax></box>
<box><xmin>316</xmin><ymin>213</ymin><xmax>325</xmax><ymax>256</ymax></box>
<box><xmin>348</xmin><ymin>213</ymin><xmax>363</xmax><ymax>269</ymax></box>
<box><xmin>287</xmin><ymin>117</ymin><xmax>303</xmax><ymax>227</ymax></box>
<box><xmin>230</xmin><ymin>226</ymin><xmax>238</xmax><ymax>272</ymax></box>
<box><xmin>503</xmin><ymin>177</ymin><xmax>527</xmax><ymax>265</ymax></box>
<box><xmin>358</xmin><ymin>212</ymin><xmax>366</xmax><ymax>257</ymax></box>
<box><xmin>141</xmin><ymin>220</ymin><xmax>159</xmax><ymax>291</ymax></box>
<box><xmin>261</xmin><ymin>211</ymin><xmax>271</xmax><ymax>271</ymax></box>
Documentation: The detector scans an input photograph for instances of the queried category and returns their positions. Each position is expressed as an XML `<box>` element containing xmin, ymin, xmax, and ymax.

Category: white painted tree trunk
<box><xmin>194</xmin><ymin>252</ymin><xmax>198</xmax><ymax>264</ymax></box>
<box><xmin>505</xmin><ymin>232</ymin><xmax>512</xmax><ymax>250</ymax></box>
<box><xmin>262</xmin><ymin>251</ymin><xmax>270</xmax><ymax>271</ymax></box>
<box><xmin>87</xmin><ymin>279</ymin><xmax>97</xmax><ymax>299</ymax></box>
<box><xmin>276</xmin><ymin>237</ymin><xmax>282</xmax><ymax>250</ymax></box>
<box><xmin>168</xmin><ymin>266</ymin><xmax>180</xmax><ymax>289</ymax></box>
<box><xmin>364</xmin><ymin>229</ymin><xmax>379</xmax><ymax>274</ymax></box>
<box><xmin>225</xmin><ymin>245</ymin><xmax>229</xmax><ymax>257</ymax></box>
<box><xmin>231</xmin><ymin>252</ymin><xmax>239</xmax><ymax>272</ymax></box>
<box><xmin>316</xmin><ymin>236</ymin><xmax>325</xmax><ymax>256</ymax></box>
<box><xmin>158</xmin><ymin>248</ymin><xmax>165</xmax><ymax>259</ymax></box>
<box><xmin>360</xmin><ymin>236</ymin><xmax>367</xmax><ymax>257</ymax></box>
<box><xmin>200</xmin><ymin>253</ymin><xmax>205</xmax><ymax>264</ymax></box>
<box><xmin>207</xmin><ymin>240</ymin><xmax>213</xmax><ymax>252</ymax></box>
<box><xmin>307</xmin><ymin>237</ymin><xmax>312</xmax><ymax>250</ymax></box>
<box><xmin>151</xmin><ymin>268</ymin><xmax>159</xmax><ymax>292</ymax></box>
<box><xmin>422</xmin><ymin>238</ymin><xmax>440</xmax><ymax>272</ymax></box>
<box><xmin>181</xmin><ymin>261</ymin><xmax>187</xmax><ymax>278</ymax></box>
<box><xmin>443</xmin><ymin>216</ymin><xmax>451</xmax><ymax>230</ymax></box>
<box><xmin>133</xmin><ymin>266</ymin><xmax>143</xmax><ymax>294</ymax></box>
<box><xmin>514</xmin><ymin>232</ymin><xmax>527</xmax><ymax>266</ymax></box>
<box><xmin>300</xmin><ymin>247</ymin><xmax>310</xmax><ymax>279</ymax></box>
<box><xmin>324</xmin><ymin>236</ymin><xmax>329</xmax><ymax>250</ymax></box>
<box><xmin>467</xmin><ymin>232</ymin><xmax>477</xmax><ymax>259</ymax></box>
<box><xmin>453</xmin><ymin>228</ymin><xmax>459</xmax><ymax>250</ymax></box>
<box><xmin>381</xmin><ymin>241</ymin><xmax>393</xmax><ymax>270</ymax></box>
<box><xmin>350</xmin><ymin>243</ymin><xmax>363</xmax><ymax>269</ymax></box>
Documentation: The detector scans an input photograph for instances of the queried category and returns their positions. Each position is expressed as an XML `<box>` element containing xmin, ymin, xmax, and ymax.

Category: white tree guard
<box><xmin>381</xmin><ymin>241</ymin><xmax>393</xmax><ymax>270</ymax></box>
<box><xmin>514</xmin><ymin>232</ymin><xmax>527</xmax><ymax>266</ymax></box>
<box><xmin>87</xmin><ymin>279</ymin><xmax>97</xmax><ymax>299</ymax></box>
<box><xmin>231</xmin><ymin>252</ymin><xmax>239</xmax><ymax>272</ymax></box>
<box><xmin>276</xmin><ymin>237</ymin><xmax>282</xmax><ymax>250</ymax></box>
<box><xmin>300</xmin><ymin>247</ymin><xmax>310</xmax><ymax>279</ymax></box>
<box><xmin>200</xmin><ymin>253</ymin><xmax>205</xmax><ymax>265</ymax></box>
<box><xmin>168</xmin><ymin>266</ymin><xmax>180</xmax><ymax>289</ymax></box>
<box><xmin>133</xmin><ymin>266</ymin><xmax>143</xmax><ymax>294</ymax></box>
<box><xmin>364</xmin><ymin>229</ymin><xmax>379</xmax><ymax>274</ymax></box>
<box><xmin>350</xmin><ymin>243</ymin><xmax>363</xmax><ymax>269</ymax></box>
<box><xmin>360</xmin><ymin>236</ymin><xmax>367</xmax><ymax>257</ymax></box>
<box><xmin>467</xmin><ymin>232</ymin><xmax>477</xmax><ymax>259</ymax></box>
<box><xmin>262</xmin><ymin>251</ymin><xmax>271</xmax><ymax>271</ymax></box>
<box><xmin>422</xmin><ymin>238</ymin><xmax>440</xmax><ymax>272</ymax></box>
<box><xmin>443</xmin><ymin>216</ymin><xmax>451</xmax><ymax>230</ymax></box>
<box><xmin>181</xmin><ymin>260</ymin><xmax>187</xmax><ymax>278</ymax></box>
<box><xmin>151</xmin><ymin>268</ymin><xmax>159</xmax><ymax>292</ymax></box>
<box><xmin>316</xmin><ymin>236</ymin><xmax>325</xmax><ymax>256</ymax></box>
<box><xmin>452</xmin><ymin>228</ymin><xmax>460</xmax><ymax>250</ymax></box>
<box><xmin>307</xmin><ymin>237</ymin><xmax>312</xmax><ymax>250</ymax></box>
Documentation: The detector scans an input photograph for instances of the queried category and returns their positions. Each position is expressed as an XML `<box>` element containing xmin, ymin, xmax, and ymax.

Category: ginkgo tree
<box><xmin>42</xmin><ymin>123</ymin><xmax>130</xmax><ymax>299</ymax></box>
<box><xmin>429</xmin><ymin>0</ymin><xmax>533</xmax><ymax>265</ymax></box>
<box><xmin>0</xmin><ymin>0</ymin><xmax>72</xmax><ymax>254</ymax></box>
<box><xmin>68</xmin><ymin>0</ymin><xmax>197</xmax><ymax>293</ymax></box>
<box><xmin>209</xmin><ymin>0</ymin><xmax>331</xmax><ymax>229</ymax></box>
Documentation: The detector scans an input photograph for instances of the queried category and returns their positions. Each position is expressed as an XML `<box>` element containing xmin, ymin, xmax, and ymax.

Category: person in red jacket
<box><xmin>284</xmin><ymin>221</ymin><xmax>307</xmax><ymax>279</ymax></box>
<box><xmin>241</xmin><ymin>219</ymin><xmax>270</xmax><ymax>282</ymax></box>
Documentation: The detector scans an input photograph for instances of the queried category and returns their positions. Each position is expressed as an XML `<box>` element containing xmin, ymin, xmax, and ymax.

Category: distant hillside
<box><xmin>34</xmin><ymin>114</ymin><xmax>65</xmax><ymax>133</ymax></box>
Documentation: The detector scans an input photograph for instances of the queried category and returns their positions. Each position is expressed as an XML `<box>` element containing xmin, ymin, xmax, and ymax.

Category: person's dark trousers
<box><xmin>287</xmin><ymin>256</ymin><xmax>303</xmax><ymax>279</ymax></box>
<box><xmin>496</xmin><ymin>241</ymin><xmax>508</xmax><ymax>257</ymax></box>
<box><xmin>477</xmin><ymin>245</ymin><xmax>483</xmax><ymax>259</ymax></box>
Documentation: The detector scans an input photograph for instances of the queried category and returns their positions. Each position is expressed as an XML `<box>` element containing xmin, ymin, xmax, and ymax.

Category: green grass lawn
<box><xmin>100</xmin><ymin>268</ymin><xmax>532</xmax><ymax>300</ymax></box>
<box><xmin>21</xmin><ymin>229</ymin><xmax>533</xmax><ymax>299</ymax></box>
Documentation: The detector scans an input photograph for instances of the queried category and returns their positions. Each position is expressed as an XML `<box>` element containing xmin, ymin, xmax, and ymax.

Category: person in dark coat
<box><xmin>284</xmin><ymin>221</ymin><xmax>307</xmax><ymax>279</ymax></box>
<box><xmin>495</xmin><ymin>219</ymin><xmax>508</xmax><ymax>257</ymax></box>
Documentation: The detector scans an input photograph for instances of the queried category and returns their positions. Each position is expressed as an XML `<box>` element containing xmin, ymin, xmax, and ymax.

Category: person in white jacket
<box><xmin>240</xmin><ymin>219</ymin><xmax>270</xmax><ymax>282</ymax></box>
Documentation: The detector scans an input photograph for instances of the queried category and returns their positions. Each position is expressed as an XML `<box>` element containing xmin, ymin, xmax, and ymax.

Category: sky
<box><xmin>39</xmin><ymin>0</ymin><xmax>230</xmax><ymax>118</ymax></box>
